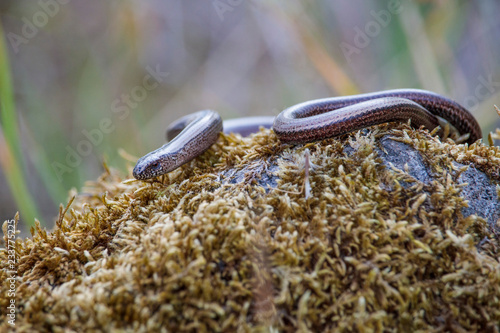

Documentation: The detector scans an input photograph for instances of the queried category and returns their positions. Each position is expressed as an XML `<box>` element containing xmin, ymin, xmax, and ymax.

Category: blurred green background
<box><xmin>0</xmin><ymin>1</ymin><xmax>499</xmax><ymax>233</ymax></box>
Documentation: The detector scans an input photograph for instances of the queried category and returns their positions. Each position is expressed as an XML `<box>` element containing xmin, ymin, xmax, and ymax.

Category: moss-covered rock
<box><xmin>1</xmin><ymin>124</ymin><xmax>500</xmax><ymax>332</ymax></box>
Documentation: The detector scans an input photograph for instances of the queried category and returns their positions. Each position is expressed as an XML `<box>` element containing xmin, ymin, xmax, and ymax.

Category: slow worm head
<box><xmin>133</xmin><ymin>110</ymin><xmax>222</xmax><ymax>180</ymax></box>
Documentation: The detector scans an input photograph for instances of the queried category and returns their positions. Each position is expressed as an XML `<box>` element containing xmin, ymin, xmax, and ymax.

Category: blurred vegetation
<box><xmin>0</xmin><ymin>1</ymin><xmax>499</xmax><ymax>232</ymax></box>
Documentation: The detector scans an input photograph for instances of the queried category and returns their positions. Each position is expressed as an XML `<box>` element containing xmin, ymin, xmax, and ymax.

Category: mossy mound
<box><xmin>1</xmin><ymin>124</ymin><xmax>500</xmax><ymax>332</ymax></box>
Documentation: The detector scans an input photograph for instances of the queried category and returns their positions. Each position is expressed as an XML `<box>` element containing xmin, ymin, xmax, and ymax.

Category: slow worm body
<box><xmin>133</xmin><ymin>89</ymin><xmax>481</xmax><ymax>180</ymax></box>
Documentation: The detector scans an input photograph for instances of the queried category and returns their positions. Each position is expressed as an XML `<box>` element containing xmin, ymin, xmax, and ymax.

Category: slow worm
<box><xmin>133</xmin><ymin>89</ymin><xmax>481</xmax><ymax>180</ymax></box>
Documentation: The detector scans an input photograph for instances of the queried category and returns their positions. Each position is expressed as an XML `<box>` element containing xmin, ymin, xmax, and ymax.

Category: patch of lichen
<box><xmin>1</xmin><ymin>124</ymin><xmax>499</xmax><ymax>332</ymax></box>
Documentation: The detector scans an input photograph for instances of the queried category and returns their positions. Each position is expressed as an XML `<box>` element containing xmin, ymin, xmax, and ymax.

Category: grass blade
<box><xmin>0</xmin><ymin>22</ymin><xmax>41</xmax><ymax>227</ymax></box>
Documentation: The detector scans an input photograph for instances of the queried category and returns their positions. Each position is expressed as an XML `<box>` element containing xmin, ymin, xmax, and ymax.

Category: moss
<box><xmin>1</xmin><ymin>124</ymin><xmax>500</xmax><ymax>332</ymax></box>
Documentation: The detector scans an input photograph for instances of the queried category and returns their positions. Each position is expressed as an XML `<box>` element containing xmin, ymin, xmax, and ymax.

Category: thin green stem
<box><xmin>0</xmin><ymin>22</ymin><xmax>41</xmax><ymax>227</ymax></box>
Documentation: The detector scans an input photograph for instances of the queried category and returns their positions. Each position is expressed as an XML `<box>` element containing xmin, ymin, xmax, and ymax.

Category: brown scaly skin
<box><xmin>133</xmin><ymin>89</ymin><xmax>481</xmax><ymax>180</ymax></box>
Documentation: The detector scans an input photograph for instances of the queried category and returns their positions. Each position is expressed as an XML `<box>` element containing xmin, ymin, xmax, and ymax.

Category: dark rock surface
<box><xmin>221</xmin><ymin>134</ymin><xmax>500</xmax><ymax>227</ymax></box>
<box><xmin>376</xmin><ymin>136</ymin><xmax>500</xmax><ymax>225</ymax></box>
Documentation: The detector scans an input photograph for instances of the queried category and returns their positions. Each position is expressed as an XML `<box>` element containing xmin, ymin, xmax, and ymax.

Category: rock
<box><xmin>376</xmin><ymin>136</ymin><xmax>500</xmax><ymax>225</ymax></box>
<box><xmin>1</xmin><ymin>124</ymin><xmax>499</xmax><ymax>332</ymax></box>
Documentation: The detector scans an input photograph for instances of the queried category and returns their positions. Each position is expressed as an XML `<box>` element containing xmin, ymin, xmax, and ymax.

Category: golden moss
<box><xmin>1</xmin><ymin>124</ymin><xmax>500</xmax><ymax>332</ymax></box>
